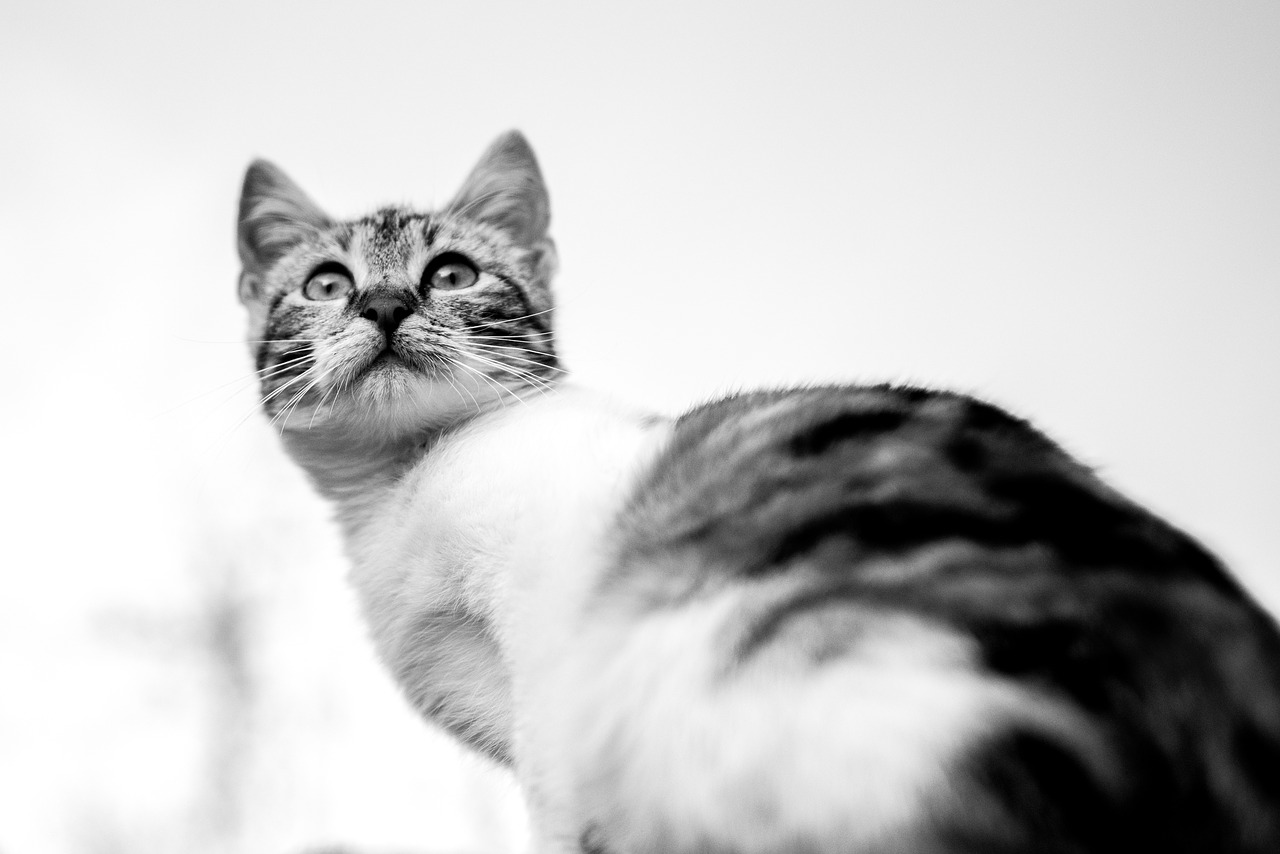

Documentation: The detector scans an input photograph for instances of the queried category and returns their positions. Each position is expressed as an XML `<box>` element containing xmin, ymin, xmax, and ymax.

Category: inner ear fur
<box><xmin>237</xmin><ymin>159</ymin><xmax>332</xmax><ymax>278</ymax></box>
<box><xmin>447</xmin><ymin>131</ymin><xmax>552</xmax><ymax>251</ymax></box>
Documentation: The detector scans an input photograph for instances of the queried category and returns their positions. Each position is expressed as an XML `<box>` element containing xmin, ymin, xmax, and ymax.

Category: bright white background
<box><xmin>3</xmin><ymin>2</ymin><xmax>1278</xmax><ymax>852</ymax></box>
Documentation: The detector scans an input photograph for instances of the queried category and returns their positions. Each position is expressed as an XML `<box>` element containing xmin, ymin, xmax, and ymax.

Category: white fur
<box><xmin>532</xmin><ymin>586</ymin><xmax>1077</xmax><ymax>853</ymax></box>
<box><xmin>341</xmin><ymin>385</ymin><xmax>672</xmax><ymax>770</ymax></box>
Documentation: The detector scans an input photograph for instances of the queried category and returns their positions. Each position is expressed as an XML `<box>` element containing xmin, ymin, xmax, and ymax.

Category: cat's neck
<box><xmin>277</xmin><ymin>392</ymin><xmax>515</xmax><ymax>531</ymax></box>
<box><xmin>280</xmin><ymin>426</ymin><xmax>427</xmax><ymax>527</ymax></box>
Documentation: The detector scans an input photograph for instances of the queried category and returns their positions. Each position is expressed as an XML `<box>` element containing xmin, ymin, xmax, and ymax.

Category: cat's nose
<box><xmin>360</xmin><ymin>292</ymin><xmax>414</xmax><ymax>335</ymax></box>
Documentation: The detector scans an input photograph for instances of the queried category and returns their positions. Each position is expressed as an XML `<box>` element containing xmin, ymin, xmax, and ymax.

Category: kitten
<box><xmin>238</xmin><ymin>132</ymin><xmax>1280</xmax><ymax>854</ymax></box>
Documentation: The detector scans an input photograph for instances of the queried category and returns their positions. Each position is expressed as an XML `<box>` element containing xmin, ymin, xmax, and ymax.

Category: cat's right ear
<box><xmin>237</xmin><ymin>159</ymin><xmax>331</xmax><ymax>304</ymax></box>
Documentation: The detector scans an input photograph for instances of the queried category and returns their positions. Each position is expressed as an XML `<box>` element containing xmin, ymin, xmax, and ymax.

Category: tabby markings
<box><xmin>788</xmin><ymin>408</ymin><xmax>910</xmax><ymax>456</ymax></box>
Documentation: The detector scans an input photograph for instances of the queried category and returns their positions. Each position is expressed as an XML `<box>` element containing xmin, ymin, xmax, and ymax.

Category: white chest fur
<box><xmin>341</xmin><ymin>386</ymin><xmax>672</xmax><ymax>762</ymax></box>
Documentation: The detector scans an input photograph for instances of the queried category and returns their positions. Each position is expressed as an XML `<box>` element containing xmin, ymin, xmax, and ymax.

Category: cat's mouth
<box><xmin>355</xmin><ymin>341</ymin><xmax>438</xmax><ymax>382</ymax></box>
<box><xmin>358</xmin><ymin>348</ymin><xmax>410</xmax><ymax>378</ymax></box>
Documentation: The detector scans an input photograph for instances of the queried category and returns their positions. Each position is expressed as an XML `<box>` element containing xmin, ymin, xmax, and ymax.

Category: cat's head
<box><xmin>237</xmin><ymin>131</ymin><xmax>559</xmax><ymax>439</ymax></box>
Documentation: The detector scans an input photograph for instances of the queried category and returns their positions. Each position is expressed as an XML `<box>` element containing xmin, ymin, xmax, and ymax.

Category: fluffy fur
<box><xmin>238</xmin><ymin>133</ymin><xmax>1280</xmax><ymax>853</ymax></box>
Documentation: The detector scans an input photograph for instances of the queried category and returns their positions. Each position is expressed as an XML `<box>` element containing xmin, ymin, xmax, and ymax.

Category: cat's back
<box><xmin>618</xmin><ymin>383</ymin><xmax>1252</xmax><ymax>599</ymax></box>
<box><xmin>562</xmin><ymin>385</ymin><xmax>1280</xmax><ymax>854</ymax></box>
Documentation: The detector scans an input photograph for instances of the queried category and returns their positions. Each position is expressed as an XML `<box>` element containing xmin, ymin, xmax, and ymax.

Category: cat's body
<box><xmin>238</xmin><ymin>133</ymin><xmax>1280</xmax><ymax>853</ymax></box>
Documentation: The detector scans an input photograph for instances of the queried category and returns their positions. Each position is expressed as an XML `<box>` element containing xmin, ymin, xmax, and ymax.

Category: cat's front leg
<box><xmin>522</xmin><ymin>790</ymin><xmax>590</xmax><ymax>854</ymax></box>
<box><xmin>377</xmin><ymin>606</ymin><xmax>517</xmax><ymax>764</ymax></box>
<box><xmin>527</xmin><ymin>826</ymin><xmax>587</xmax><ymax>854</ymax></box>
<box><xmin>513</xmin><ymin>734</ymin><xmax>593</xmax><ymax>854</ymax></box>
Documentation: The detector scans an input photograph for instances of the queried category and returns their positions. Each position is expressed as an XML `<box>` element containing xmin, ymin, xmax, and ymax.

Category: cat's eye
<box><xmin>302</xmin><ymin>265</ymin><xmax>355</xmax><ymax>301</ymax></box>
<box><xmin>423</xmin><ymin>253</ymin><xmax>479</xmax><ymax>291</ymax></box>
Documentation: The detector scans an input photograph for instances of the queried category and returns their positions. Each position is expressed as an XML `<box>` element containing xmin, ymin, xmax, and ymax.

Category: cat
<box><xmin>237</xmin><ymin>131</ymin><xmax>1280</xmax><ymax>854</ymax></box>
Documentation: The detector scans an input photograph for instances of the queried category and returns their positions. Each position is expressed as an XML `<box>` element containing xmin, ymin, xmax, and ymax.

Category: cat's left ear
<box><xmin>447</xmin><ymin>131</ymin><xmax>556</xmax><ymax>283</ymax></box>
<box><xmin>237</xmin><ymin>159</ymin><xmax>332</xmax><ymax>303</ymax></box>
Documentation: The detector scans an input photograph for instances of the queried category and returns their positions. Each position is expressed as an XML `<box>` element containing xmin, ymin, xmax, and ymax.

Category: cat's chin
<box><xmin>319</xmin><ymin>363</ymin><xmax>497</xmax><ymax>438</ymax></box>
<box><xmin>358</xmin><ymin>350</ymin><xmax>416</xmax><ymax>381</ymax></box>
<box><xmin>352</xmin><ymin>354</ymin><xmax>430</xmax><ymax>403</ymax></box>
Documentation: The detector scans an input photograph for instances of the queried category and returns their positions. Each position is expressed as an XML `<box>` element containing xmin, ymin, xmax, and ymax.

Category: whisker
<box><xmin>308</xmin><ymin>375</ymin><xmax>342</xmax><ymax>429</ymax></box>
<box><xmin>197</xmin><ymin>359</ymin><xmax>333</xmax><ymax>468</ymax></box>
<box><xmin>213</xmin><ymin>366</ymin><xmax>318</xmax><ymax>447</ymax></box>
<box><xmin>439</xmin><ymin>361</ymin><xmax>484</xmax><ymax>414</ymax></box>
<box><xmin>460</xmin><ymin>344</ymin><xmax>558</xmax><ymax>376</ymax></box>
<box><xmin>461</xmin><ymin>351</ymin><xmax>558</xmax><ymax>397</ymax></box>
<box><xmin>457</xmin><ymin>337</ymin><xmax>558</xmax><ymax>352</ymax></box>
<box><xmin>451</xmin><ymin>323</ymin><xmax>556</xmax><ymax>337</ymax></box>
<box><xmin>456</xmin><ymin>335</ymin><xmax>559</xmax><ymax>357</ymax></box>
<box><xmin>259</xmin><ymin>367</ymin><xmax>319</xmax><ymax>413</ymax></box>
<box><xmin>154</xmin><ymin>355</ymin><xmax>313</xmax><ymax>418</ymax></box>
<box><xmin>449</xmin><ymin>358</ymin><xmax>532</xmax><ymax>409</ymax></box>
<box><xmin>458</xmin><ymin>342</ymin><xmax>567</xmax><ymax>377</ymax></box>
<box><xmin>273</xmin><ymin>367</ymin><xmax>336</xmax><ymax>433</ymax></box>
<box><xmin>459</xmin><ymin>333</ymin><xmax>558</xmax><ymax>350</ymax></box>
<box><xmin>174</xmin><ymin>336</ymin><xmax>330</xmax><ymax>345</ymax></box>
<box><xmin>453</xmin><ymin>307</ymin><xmax>556</xmax><ymax>332</ymax></box>
<box><xmin>258</xmin><ymin>357</ymin><xmax>316</xmax><ymax>379</ymax></box>
<box><xmin>253</xmin><ymin>353</ymin><xmax>315</xmax><ymax>379</ymax></box>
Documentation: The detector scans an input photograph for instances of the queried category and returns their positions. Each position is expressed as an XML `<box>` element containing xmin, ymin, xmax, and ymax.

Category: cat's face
<box><xmin>237</xmin><ymin>132</ymin><xmax>559</xmax><ymax>438</ymax></box>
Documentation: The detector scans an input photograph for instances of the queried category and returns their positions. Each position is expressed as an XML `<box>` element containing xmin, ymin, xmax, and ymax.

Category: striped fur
<box><xmin>239</xmin><ymin>135</ymin><xmax>1280</xmax><ymax>853</ymax></box>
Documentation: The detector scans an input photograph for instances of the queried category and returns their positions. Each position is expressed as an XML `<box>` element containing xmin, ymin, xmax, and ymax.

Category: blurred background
<box><xmin>2</xmin><ymin>1</ymin><xmax>1277</xmax><ymax>852</ymax></box>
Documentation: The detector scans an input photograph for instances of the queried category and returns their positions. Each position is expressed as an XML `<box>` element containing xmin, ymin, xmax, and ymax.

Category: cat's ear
<box><xmin>447</xmin><ymin>131</ymin><xmax>553</xmax><ymax>253</ymax></box>
<box><xmin>237</xmin><ymin>159</ymin><xmax>331</xmax><ymax>303</ymax></box>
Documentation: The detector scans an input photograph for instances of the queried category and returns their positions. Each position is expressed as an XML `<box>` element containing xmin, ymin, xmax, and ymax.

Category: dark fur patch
<box><xmin>970</xmin><ymin>617</ymin><xmax>1119</xmax><ymax>714</ymax></box>
<box><xmin>897</xmin><ymin>385</ymin><xmax>935</xmax><ymax>404</ymax></box>
<box><xmin>789</xmin><ymin>409</ymin><xmax>909</xmax><ymax>456</ymax></box>
<box><xmin>484</xmin><ymin>272</ymin><xmax>542</xmax><ymax>326</ymax></box>
<box><xmin>962</xmin><ymin>728</ymin><xmax>1124</xmax><ymax>854</ymax></box>
<box><xmin>945</xmin><ymin>435</ymin><xmax>988</xmax><ymax>472</ymax></box>
<box><xmin>423</xmin><ymin>216</ymin><xmax>441</xmax><ymax>246</ymax></box>
<box><xmin>1235</xmin><ymin>720</ymin><xmax>1280</xmax><ymax>801</ymax></box>
<box><xmin>984</xmin><ymin>473</ymin><xmax>1242</xmax><ymax>592</ymax></box>
<box><xmin>963</xmin><ymin>399</ymin><xmax>1019</xmax><ymax>432</ymax></box>
<box><xmin>767</xmin><ymin>500</ymin><xmax>1009</xmax><ymax>566</ymax></box>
